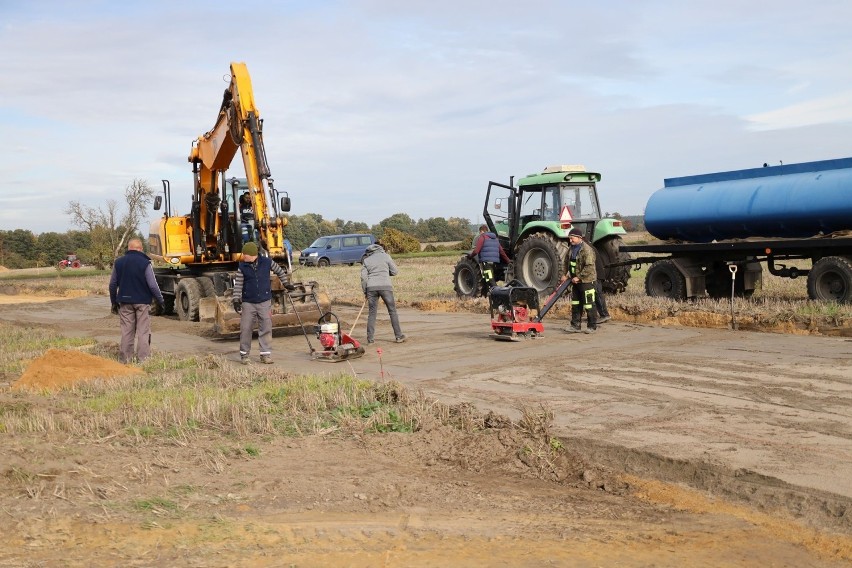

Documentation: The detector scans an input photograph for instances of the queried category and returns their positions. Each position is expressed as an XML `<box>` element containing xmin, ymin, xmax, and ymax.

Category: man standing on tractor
<box><xmin>468</xmin><ymin>224</ymin><xmax>511</xmax><ymax>289</ymax></box>
<box><xmin>563</xmin><ymin>227</ymin><xmax>598</xmax><ymax>334</ymax></box>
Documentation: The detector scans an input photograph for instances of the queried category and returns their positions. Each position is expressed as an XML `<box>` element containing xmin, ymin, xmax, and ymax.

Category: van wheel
<box><xmin>317</xmin><ymin>258</ymin><xmax>330</xmax><ymax>268</ymax></box>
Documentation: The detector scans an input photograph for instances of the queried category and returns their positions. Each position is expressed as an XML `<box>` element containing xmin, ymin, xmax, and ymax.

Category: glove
<box><xmin>111</xmin><ymin>303</ymin><xmax>119</xmax><ymax>315</ymax></box>
<box><xmin>157</xmin><ymin>302</ymin><xmax>165</xmax><ymax>313</ymax></box>
<box><xmin>233</xmin><ymin>299</ymin><xmax>242</xmax><ymax>313</ymax></box>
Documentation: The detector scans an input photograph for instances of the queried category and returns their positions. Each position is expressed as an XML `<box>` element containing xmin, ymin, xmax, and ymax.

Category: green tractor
<box><xmin>453</xmin><ymin>164</ymin><xmax>632</xmax><ymax>298</ymax></box>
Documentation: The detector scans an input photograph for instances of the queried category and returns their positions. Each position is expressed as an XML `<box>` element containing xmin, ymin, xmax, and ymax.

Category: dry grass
<box><xmin>0</xmin><ymin>320</ymin><xmax>505</xmax><ymax>442</ymax></box>
<box><xmin>2</xmin><ymin>253</ymin><xmax>850</xmax><ymax>328</ymax></box>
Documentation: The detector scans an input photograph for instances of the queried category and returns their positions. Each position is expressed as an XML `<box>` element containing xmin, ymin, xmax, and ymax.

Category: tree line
<box><xmin>0</xmin><ymin>208</ymin><xmax>477</xmax><ymax>269</ymax></box>
<box><xmin>0</xmin><ymin>177</ymin><xmax>641</xmax><ymax>269</ymax></box>
<box><xmin>284</xmin><ymin>212</ymin><xmax>473</xmax><ymax>250</ymax></box>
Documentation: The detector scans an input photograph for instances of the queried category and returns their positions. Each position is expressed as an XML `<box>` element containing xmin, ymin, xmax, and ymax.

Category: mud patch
<box><xmin>11</xmin><ymin>348</ymin><xmax>142</xmax><ymax>391</ymax></box>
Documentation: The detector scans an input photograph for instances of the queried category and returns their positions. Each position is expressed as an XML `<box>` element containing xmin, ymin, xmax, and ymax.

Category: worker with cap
<box><xmin>562</xmin><ymin>227</ymin><xmax>598</xmax><ymax>334</ymax></box>
<box><xmin>232</xmin><ymin>241</ymin><xmax>289</xmax><ymax>364</ymax></box>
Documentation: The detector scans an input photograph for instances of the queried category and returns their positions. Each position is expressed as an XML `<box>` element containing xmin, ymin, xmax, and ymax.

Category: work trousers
<box><xmin>366</xmin><ymin>289</ymin><xmax>403</xmax><ymax>341</ymax></box>
<box><xmin>119</xmin><ymin>303</ymin><xmax>152</xmax><ymax>363</ymax></box>
<box><xmin>239</xmin><ymin>299</ymin><xmax>273</xmax><ymax>356</ymax></box>
<box><xmin>570</xmin><ymin>282</ymin><xmax>598</xmax><ymax>330</ymax></box>
<box><xmin>594</xmin><ymin>280</ymin><xmax>610</xmax><ymax>318</ymax></box>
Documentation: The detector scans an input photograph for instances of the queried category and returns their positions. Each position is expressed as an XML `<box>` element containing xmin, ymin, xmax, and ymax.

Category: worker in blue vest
<box><xmin>468</xmin><ymin>224</ymin><xmax>511</xmax><ymax>289</ymax></box>
<box><xmin>232</xmin><ymin>241</ymin><xmax>289</xmax><ymax>365</ymax></box>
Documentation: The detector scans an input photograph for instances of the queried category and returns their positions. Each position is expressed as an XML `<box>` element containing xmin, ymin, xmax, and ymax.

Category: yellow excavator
<box><xmin>148</xmin><ymin>62</ymin><xmax>329</xmax><ymax>336</ymax></box>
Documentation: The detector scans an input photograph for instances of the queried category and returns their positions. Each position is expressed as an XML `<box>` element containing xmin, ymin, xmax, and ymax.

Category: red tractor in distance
<box><xmin>57</xmin><ymin>253</ymin><xmax>82</xmax><ymax>269</ymax></box>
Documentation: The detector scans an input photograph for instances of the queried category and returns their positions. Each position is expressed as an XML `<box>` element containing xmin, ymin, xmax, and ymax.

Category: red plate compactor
<box><xmin>489</xmin><ymin>279</ymin><xmax>571</xmax><ymax>341</ymax></box>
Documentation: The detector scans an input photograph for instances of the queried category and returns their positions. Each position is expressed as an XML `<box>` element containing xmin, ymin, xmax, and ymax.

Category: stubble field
<box><xmin>0</xmin><ymin>254</ymin><xmax>851</xmax><ymax>567</ymax></box>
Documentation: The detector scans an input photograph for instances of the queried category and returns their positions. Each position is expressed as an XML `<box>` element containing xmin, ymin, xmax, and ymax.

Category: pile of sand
<box><xmin>12</xmin><ymin>349</ymin><xmax>142</xmax><ymax>391</ymax></box>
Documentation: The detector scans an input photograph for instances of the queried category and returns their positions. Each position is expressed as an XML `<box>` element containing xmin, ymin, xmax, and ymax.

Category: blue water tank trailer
<box><xmin>620</xmin><ymin>157</ymin><xmax>852</xmax><ymax>303</ymax></box>
<box><xmin>644</xmin><ymin>158</ymin><xmax>852</xmax><ymax>242</ymax></box>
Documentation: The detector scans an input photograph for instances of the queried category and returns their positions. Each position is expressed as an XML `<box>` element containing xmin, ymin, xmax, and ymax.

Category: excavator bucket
<box><xmin>203</xmin><ymin>281</ymin><xmax>331</xmax><ymax>339</ymax></box>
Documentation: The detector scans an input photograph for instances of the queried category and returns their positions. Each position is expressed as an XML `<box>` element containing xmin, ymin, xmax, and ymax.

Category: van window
<box><xmin>343</xmin><ymin>236</ymin><xmax>359</xmax><ymax>247</ymax></box>
<box><xmin>326</xmin><ymin>238</ymin><xmax>341</xmax><ymax>249</ymax></box>
<box><xmin>309</xmin><ymin>237</ymin><xmax>331</xmax><ymax>248</ymax></box>
<box><xmin>358</xmin><ymin>235</ymin><xmax>373</xmax><ymax>245</ymax></box>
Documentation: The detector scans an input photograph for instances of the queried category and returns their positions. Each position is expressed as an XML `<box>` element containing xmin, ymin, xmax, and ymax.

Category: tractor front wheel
<box><xmin>452</xmin><ymin>257</ymin><xmax>484</xmax><ymax>298</ymax></box>
<box><xmin>514</xmin><ymin>233</ymin><xmax>569</xmax><ymax>297</ymax></box>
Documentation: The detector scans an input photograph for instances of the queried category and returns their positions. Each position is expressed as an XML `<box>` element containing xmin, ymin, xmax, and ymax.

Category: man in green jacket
<box><xmin>563</xmin><ymin>228</ymin><xmax>598</xmax><ymax>334</ymax></box>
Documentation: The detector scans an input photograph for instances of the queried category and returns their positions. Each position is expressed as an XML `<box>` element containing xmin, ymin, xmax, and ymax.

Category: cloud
<box><xmin>746</xmin><ymin>91</ymin><xmax>852</xmax><ymax>130</ymax></box>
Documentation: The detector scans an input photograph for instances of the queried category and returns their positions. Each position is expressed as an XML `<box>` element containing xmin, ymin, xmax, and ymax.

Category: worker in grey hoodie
<box><xmin>360</xmin><ymin>243</ymin><xmax>406</xmax><ymax>344</ymax></box>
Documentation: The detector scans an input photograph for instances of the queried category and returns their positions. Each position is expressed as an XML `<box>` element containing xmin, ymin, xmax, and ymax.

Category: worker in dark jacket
<box><xmin>109</xmin><ymin>238</ymin><xmax>165</xmax><ymax>363</ymax></box>
<box><xmin>469</xmin><ymin>224</ymin><xmax>511</xmax><ymax>288</ymax></box>
<box><xmin>562</xmin><ymin>228</ymin><xmax>598</xmax><ymax>334</ymax></box>
<box><xmin>232</xmin><ymin>241</ymin><xmax>289</xmax><ymax>365</ymax></box>
<box><xmin>361</xmin><ymin>243</ymin><xmax>405</xmax><ymax>344</ymax></box>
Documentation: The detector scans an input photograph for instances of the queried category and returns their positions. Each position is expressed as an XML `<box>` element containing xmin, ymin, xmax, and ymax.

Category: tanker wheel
<box><xmin>515</xmin><ymin>233</ymin><xmax>569</xmax><ymax>297</ymax></box>
<box><xmin>595</xmin><ymin>236</ymin><xmax>631</xmax><ymax>294</ymax></box>
<box><xmin>645</xmin><ymin>259</ymin><xmax>687</xmax><ymax>300</ymax></box>
<box><xmin>175</xmin><ymin>279</ymin><xmax>203</xmax><ymax>321</ymax></box>
<box><xmin>705</xmin><ymin>262</ymin><xmax>756</xmax><ymax>300</ymax></box>
<box><xmin>807</xmin><ymin>256</ymin><xmax>852</xmax><ymax>303</ymax></box>
<box><xmin>452</xmin><ymin>257</ymin><xmax>483</xmax><ymax>298</ymax></box>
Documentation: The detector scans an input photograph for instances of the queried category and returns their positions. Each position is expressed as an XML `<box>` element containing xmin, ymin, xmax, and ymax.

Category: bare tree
<box><xmin>66</xmin><ymin>179</ymin><xmax>155</xmax><ymax>267</ymax></box>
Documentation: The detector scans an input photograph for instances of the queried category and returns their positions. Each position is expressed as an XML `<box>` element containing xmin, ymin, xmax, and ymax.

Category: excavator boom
<box><xmin>147</xmin><ymin>62</ymin><xmax>329</xmax><ymax>338</ymax></box>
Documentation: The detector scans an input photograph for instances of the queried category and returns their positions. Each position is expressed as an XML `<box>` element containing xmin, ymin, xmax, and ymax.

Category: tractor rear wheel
<box><xmin>452</xmin><ymin>257</ymin><xmax>484</xmax><ymax>298</ymax></box>
<box><xmin>514</xmin><ymin>233</ymin><xmax>569</xmax><ymax>297</ymax></box>
<box><xmin>595</xmin><ymin>236</ymin><xmax>631</xmax><ymax>294</ymax></box>
<box><xmin>175</xmin><ymin>279</ymin><xmax>203</xmax><ymax>321</ymax></box>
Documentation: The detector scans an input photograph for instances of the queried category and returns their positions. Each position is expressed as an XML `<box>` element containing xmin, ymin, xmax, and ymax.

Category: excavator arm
<box><xmin>187</xmin><ymin>61</ymin><xmax>287</xmax><ymax>261</ymax></box>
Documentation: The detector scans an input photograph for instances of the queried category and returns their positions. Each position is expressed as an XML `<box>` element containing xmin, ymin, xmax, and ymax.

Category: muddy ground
<box><xmin>1</xmin><ymin>292</ymin><xmax>852</xmax><ymax>567</ymax></box>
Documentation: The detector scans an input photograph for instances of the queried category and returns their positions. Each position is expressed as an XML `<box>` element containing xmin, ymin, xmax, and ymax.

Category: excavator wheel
<box><xmin>176</xmin><ymin>279</ymin><xmax>203</xmax><ymax>321</ymax></box>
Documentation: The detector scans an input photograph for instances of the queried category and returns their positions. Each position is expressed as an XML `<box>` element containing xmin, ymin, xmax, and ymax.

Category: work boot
<box><xmin>597</xmin><ymin>315</ymin><xmax>611</xmax><ymax>324</ymax></box>
<box><xmin>240</xmin><ymin>354</ymin><xmax>250</xmax><ymax>365</ymax></box>
<box><xmin>395</xmin><ymin>335</ymin><xmax>407</xmax><ymax>343</ymax></box>
<box><xmin>584</xmin><ymin>327</ymin><xmax>597</xmax><ymax>334</ymax></box>
<box><xmin>564</xmin><ymin>326</ymin><xmax>582</xmax><ymax>333</ymax></box>
<box><xmin>260</xmin><ymin>355</ymin><xmax>273</xmax><ymax>364</ymax></box>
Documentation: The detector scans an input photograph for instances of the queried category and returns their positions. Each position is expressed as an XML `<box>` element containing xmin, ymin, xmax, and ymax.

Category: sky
<box><xmin>1</xmin><ymin>0</ymin><xmax>851</xmax><ymax>235</ymax></box>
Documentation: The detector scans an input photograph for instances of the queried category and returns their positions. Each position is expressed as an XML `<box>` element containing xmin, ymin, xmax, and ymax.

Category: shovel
<box><xmin>349</xmin><ymin>297</ymin><xmax>367</xmax><ymax>336</ymax></box>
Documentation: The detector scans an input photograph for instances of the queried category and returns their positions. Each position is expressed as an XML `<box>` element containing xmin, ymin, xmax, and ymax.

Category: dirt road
<box><xmin>2</xmin><ymin>294</ymin><xmax>851</xmax><ymax>566</ymax></box>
